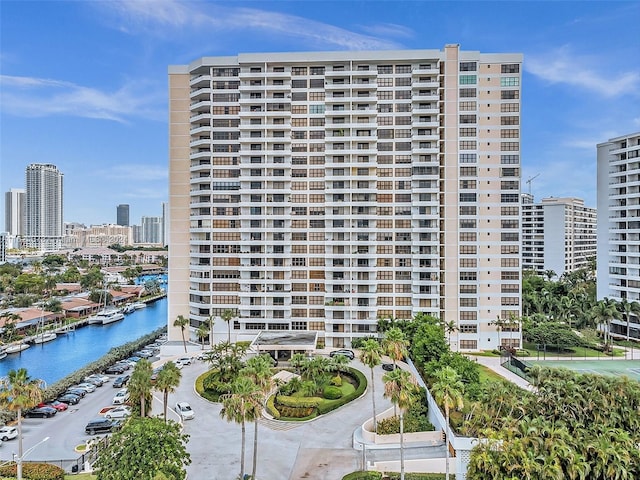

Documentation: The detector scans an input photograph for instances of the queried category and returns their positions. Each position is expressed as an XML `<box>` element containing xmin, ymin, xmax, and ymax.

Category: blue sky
<box><xmin>1</xmin><ymin>0</ymin><xmax>639</xmax><ymax>225</ymax></box>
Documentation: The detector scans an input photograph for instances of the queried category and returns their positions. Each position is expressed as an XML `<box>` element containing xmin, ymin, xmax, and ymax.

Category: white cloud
<box><xmin>0</xmin><ymin>75</ymin><xmax>163</xmax><ymax>122</ymax></box>
<box><xmin>99</xmin><ymin>1</ymin><xmax>402</xmax><ymax>50</ymax></box>
<box><xmin>526</xmin><ymin>46</ymin><xmax>640</xmax><ymax>98</ymax></box>
<box><xmin>358</xmin><ymin>23</ymin><xmax>415</xmax><ymax>39</ymax></box>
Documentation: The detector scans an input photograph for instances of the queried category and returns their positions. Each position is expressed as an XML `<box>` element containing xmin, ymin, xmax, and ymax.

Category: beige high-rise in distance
<box><xmin>168</xmin><ymin>45</ymin><xmax>523</xmax><ymax>351</ymax></box>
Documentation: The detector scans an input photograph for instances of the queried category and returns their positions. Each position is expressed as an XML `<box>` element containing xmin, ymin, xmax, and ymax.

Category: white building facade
<box><xmin>522</xmin><ymin>196</ymin><xmax>596</xmax><ymax>277</ymax></box>
<box><xmin>24</xmin><ymin>163</ymin><xmax>64</xmax><ymax>251</ymax></box>
<box><xmin>597</xmin><ymin>132</ymin><xmax>640</xmax><ymax>340</ymax></box>
<box><xmin>168</xmin><ymin>45</ymin><xmax>523</xmax><ymax>350</ymax></box>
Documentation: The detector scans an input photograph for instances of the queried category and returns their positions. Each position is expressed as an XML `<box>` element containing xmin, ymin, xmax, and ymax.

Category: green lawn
<box><xmin>478</xmin><ymin>364</ymin><xmax>505</xmax><ymax>383</ymax></box>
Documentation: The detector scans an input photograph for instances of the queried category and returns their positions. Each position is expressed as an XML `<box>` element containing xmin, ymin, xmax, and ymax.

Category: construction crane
<box><xmin>526</xmin><ymin>173</ymin><xmax>540</xmax><ymax>195</ymax></box>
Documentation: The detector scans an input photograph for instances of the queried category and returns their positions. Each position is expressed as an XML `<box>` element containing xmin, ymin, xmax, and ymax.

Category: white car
<box><xmin>113</xmin><ymin>388</ymin><xmax>130</xmax><ymax>405</ymax></box>
<box><xmin>176</xmin><ymin>357</ymin><xmax>192</xmax><ymax>368</ymax></box>
<box><xmin>75</xmin><ymin>382</ymin><xmax>97</xmax><ymax>393</ymax></box>
<box><xmin>0</xmin><ymin>426</ymin><xmax>18</xmax><ymax>441</ymax></box>
<box><xmin>105</xmin><ymin>406</ymin><xmax>131</xmax><ymax>419</ymax></box>
<box><xmin>175</xmin><ymin>401</ymin><xmax>194</xmax><ymax>420</ymax></box>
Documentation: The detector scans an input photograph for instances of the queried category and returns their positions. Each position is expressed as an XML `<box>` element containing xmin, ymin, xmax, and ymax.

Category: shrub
<box><xmin>384</xmin><ymin>474</ymin><xmax>445</xmax><ymax>480</ymax></box>
<box><xmin>275</xmin><ymin>395</ymin><xmax>320</xmax><ymax>409</ymax></box>
<box><xmin>0</xmin><ymin>462</ymin><xmax>65</xmax><ymax>480</ymax></box>
<box><xmin>317</xmin><ymin>367</ymin><xmax>367</xmax><ymax>415</ymax></box>
<box><xmin>266</xmin><ymin>394</ymin><xmax>280</xmax><ymax>419</ymax></box>
<box><xmin>343</xmin><ymin>472</ymin><xmax>383</xmax><ymax>480</ymax></box>
<box><xmin>323</xmin><ymin>385</ymin><xmax>343</xmax><ymax>400</ymax></box>
<box><xmin>330</xmin><ymin>375</ymin><xmax>342</xmax><ymax>387</ymax></box>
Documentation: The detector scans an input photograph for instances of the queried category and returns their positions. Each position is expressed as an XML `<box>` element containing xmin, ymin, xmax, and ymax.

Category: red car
<box><xmin>38</xmin><ymin>400</ymin><xmax>68</xmax><ymax>412</ymax></box>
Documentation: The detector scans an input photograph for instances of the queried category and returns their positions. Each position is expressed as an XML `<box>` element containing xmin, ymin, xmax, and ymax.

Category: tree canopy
<box><xmin>94</xmin><ymin>417</ymin><xmax>190</xmax><ymax>480</ymax></box>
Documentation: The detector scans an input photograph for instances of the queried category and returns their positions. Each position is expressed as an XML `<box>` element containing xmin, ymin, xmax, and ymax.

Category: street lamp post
<box><xmin>15</xmin><ymin>436</ymin><xmax>49</xmax><ymax>480</ymax></box>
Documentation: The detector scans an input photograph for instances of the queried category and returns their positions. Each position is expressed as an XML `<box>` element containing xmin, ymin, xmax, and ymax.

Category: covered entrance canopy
<box><xmin>249</xmin><ymin>330</ymin><xmax>318</xmax><ymax>361</ymax></box>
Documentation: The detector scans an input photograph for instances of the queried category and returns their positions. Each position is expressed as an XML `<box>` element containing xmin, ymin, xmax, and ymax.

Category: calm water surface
<box><xmin>0</xmin><ymin>296</ymin><xmax>167</xmax><ymax>385</ymax></box>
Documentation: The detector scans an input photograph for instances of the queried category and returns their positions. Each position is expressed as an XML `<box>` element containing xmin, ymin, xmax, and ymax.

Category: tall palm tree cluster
<box><xmin>523</xmin><ymin>266</ymin><xmax>640</xmax><ymax>347</ymax></box>
<box><xmin>465</xmin><ymin>366</ymin><xmax>640</xmax><ymax>479</ymax></box>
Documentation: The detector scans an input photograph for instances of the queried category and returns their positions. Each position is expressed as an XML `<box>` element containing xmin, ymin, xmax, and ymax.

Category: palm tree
<box><xmin>129</xmin><ymin>359</ymin><xmax>153</xmax><ymax>417</ymax></box>
<box><xmin>196</xmin><ymin>323</ymin><xmax>209</xmax><ymax>349</ymax></box>
<box><xmin>222</xmin><ymin>309</ymin><xmax>234</xmax><ymax>344</ymax></box>
<box><xmin>490</xmin><ymin>316</ymin><xmax>507</xmax><ymax>349</ymax></box>
<box><xmin>155</xmin><ymin>361</ymin><xmax>182</xmax><ymax>423</ymax></box>
<box><xmin>0</xmin><ymin>369</ymin><xmax>45</xmax><ymax>480</ymax></box>
<box><xmin>590</xmin><ymin>299</ymin><xmax>621</xmax><ymax>350</ymax></box>
<box><xmin>440</xmin><ymin>320</ymin><xmax>458</xmax><ymax>347</ymax></box>
<box><xmin>243</xmin><ymin>355</ymin><xmax>275</xmax><ymax>480</ymax></box>
<box><xmin>617</xmin><ymin>298</ymin><xmax>640</xmax><ymax>341</ymax></box>
<box><xmin>431</xmin><ymin>366</ymin><xmax>465</xmax><ymax>480</ymax></box>
<box><xmin>220</xmin><ymin>376</ymin><xmax>262</xmax><ymax>480</ymax></box>
<box><xmin>359</xmin><ymin>339</ymin><xmax>383</xmax><ymax>433</ymax></box>
<box><xmin>383</xmin><ymin>367</ymin><xmax>415</xmax><ymax>480</ymax></box>
<box><xmin>289</xmin><ymin>352</ymin><xmax>307</xmax><ymax>375</ymax></box>
<box><xmin>173</xmin><ymin>315</ymin><xmax>189</xmax><ymax>353</ymax></box>
<box><xmin>208</xmin><ymin>314</ymin><xmax>215</xmax><ymax>348</ymax></box>
<box><xmin>383</xmin><ymin>327</ymin><xmax>408</xmax><ymax>368</ymax></box>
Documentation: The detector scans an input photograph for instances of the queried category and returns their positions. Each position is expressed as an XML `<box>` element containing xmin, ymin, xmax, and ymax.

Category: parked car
<box><xmin>112</xmin><ymin>388</ymin><xmax>130</xmax><ymax>405</ymax></box>
<box><xmin>382</xmin><ymin>363</ymin><xmax>397</xmax><ymax>372</ymax></box>
<box><xmin>0</xmin><ymin>426</ymin><xmax>18</xmax><ymax>441</ymax></box>
<box><xmin>114</xmin><ymin>361</ymin><xmax>131</xmax><ymax>370</ymax></box>
<box><xmin>126</xmin><ymin>356</ymin><xmax>142</xmax><ymax>363</ymax></box>
<box><xmin>134</xmin><ymin>350</ymin><xmax>154</xmax><ymax>358</ymax></box>
<box><xmin>329</xmin><ymin>349</ymin><xmax>355</xmax><ymax>360</ymax></box>
<box><xmin>74</xmin><ymin>383</ymin><xmax>97</xmax><ymax>393</ymax></box>
<box><xmin>85</xmin><ymin>417</ymin><xmax>121</xmax><ymax>435</ymax></box>
<box><xmin>175</xmin><ymin>402</ymin><xmax>194</xmax><ymax>420</ymax></box>
<box><xmin>91</xmin><ymin>373</ymin><xmax>111</xmax><ymax>384</ymax></box>
<box><xmin>83</xmin><ymin>375</ymin><xmax>104</xmax><ymax>387</ymax></box>
<box><xmin>38</xmin><ymin>401</ymin><xmax>68</xmax><ymax>411</ymax></box>
<box><xmin>113</xmin><ymin>375</ymin><xmax>130</xmax><ymax>388</ymax></box>
<box><xmin>25</xmin><ymin>406</ymin><xmax>57</xmax><ymax>418</ymax></box>
<box><xmin>105</xmin><ymin>406</ymin><xmax>131</xmax><ymax>419</ymax></box>
<box><xmin>176</xmin><ymin>357</ymin><xmax>192</xmax><ymax>368</ymax></box>
<box><xmin>64</xmin><ymin>388</ymin><xmax>87</xmax><ymax>398</ymax></box>
<box><xmin>196</xmin><ymin>350</ymin><xmax>214</xmax><ymax>361</ymax></box>
<box><xmin>57</xmin><ymin>393</ymin><xmax>81</xmax><ymax>405</ymax></box>
<box><xmin>150</xmin><ymin>366</ymin><xmax>164</xmax><ymax>384</ymax></box>
<box><xmin>105</xmin><ymin>364</ymin><xmax>127</xmax><ymax>375</ymax></box>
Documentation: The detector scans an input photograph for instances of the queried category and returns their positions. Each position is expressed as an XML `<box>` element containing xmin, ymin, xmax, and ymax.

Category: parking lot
<box><xmin>1</xmin><ymin>346</ymin><xmax>409</xmax><ymax>479</ymax></box>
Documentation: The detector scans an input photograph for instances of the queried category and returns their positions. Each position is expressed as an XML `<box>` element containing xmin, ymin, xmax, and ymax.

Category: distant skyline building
<box><xmin>0</xmin><ymin>233</ymin><xmax>6</xmax><ymax>263</ymax></box>
<box><xmin>522</xmin><ymin>195</ymin><xmax>597</xmax><ymax>277</ymax></box>
<box><xmin>24</xmin><ymin>163</ymin><xmax>64</xmax><ymax>251</ymax></box>
<box><xmin>4</xmin><ymin>188</ymin><xmax>25</xmax><ymax>237</ymax></box>
<box><xmin>161</xmin><ymin>201</ymin><xmax>169</xmax><ymax>247</ymax></box>
<box><xmin>116</xmin><ymin>204</ymin><xmax>130</xmax><ymax>226</ymax></box>
<box><xmin>168</xmin><ymin>45</ymin><xmax>523</xmax><ymax>352</ymax></box>
<box><xmin>597</xmin><ymin>131</ymin><xmax>640</xmax><ymax>340</ymax></box>
<box><xmin>140</xmin><ymin>216</ymin><xmax>162</xmax><ymax>244</ymax></box>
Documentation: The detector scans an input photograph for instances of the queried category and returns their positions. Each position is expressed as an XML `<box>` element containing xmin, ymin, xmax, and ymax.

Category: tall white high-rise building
<box><xmin>24</xmin><ymin>163</ymin><xmax>64</xmax><ymax>251</ymax></box>
<box><xmin>4</xmin><ymin>188</ymin><xmax>25</xmax><ymax>237</ymax></box>
<box><xmin>522</xmin><ymin>196</ymin><xmax>597</xmax><ymax>277</ymax></box>
<box><xmin>168</xmin><ymin>45</ymin><xmax>523</xmax><ymax>350</ymax></box>
<box><xmin>597</xmin><ymin>132</ymin><xmax>640</xmax><ymax>340</ymax></box>
<box><xmin>140</xmin><ymin>216</ymin><xmax>163</xmax><ymax>244</ymax></box>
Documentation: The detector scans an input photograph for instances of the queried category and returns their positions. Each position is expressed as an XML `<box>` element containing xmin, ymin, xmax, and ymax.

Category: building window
<box><xmin>501</xmin><ymin>64</ymin><xmax>520</xmax><ymax>74</ymax></box>
<box><xmin>460</xmin><ymin>62</ymin><xmax>477</xmax><ymax>72</ymax></box>
<box><xmin>500</xmin><ymin>77</ymin><xmax>520</xmax><ymax>87</ymax></box>
<box><xmin>459</xmin><ymin>75</ymin><xmax>477</xmax><ymax>85</ymax></box>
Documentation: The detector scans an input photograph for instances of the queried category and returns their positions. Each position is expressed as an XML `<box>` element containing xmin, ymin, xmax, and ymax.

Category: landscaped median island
<box><xmin>195</xmin><ymin>346</ymin><xmax>367</xmax><ymax>421</ymax></box>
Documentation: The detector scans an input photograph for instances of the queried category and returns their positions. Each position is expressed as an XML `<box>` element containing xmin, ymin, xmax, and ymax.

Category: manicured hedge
<box><xmin>275</xmin><ymin>395</ymin><xmax>321</xmax><ymax>408</ymax></box>
<box><xmin>384</xmin><ymin>474</ymin><xmax>445</xmax><ymax>480</ymax></box>
<box><xmin>342</xmin><ymin>472</ymin><xmax>383</xmax><ymax>480</ymax></box>
<box><xmin>0</xmin><ymin>462</ymin><xmax>65</xmax><ymax>480</ymax></box>
<box><xmin>266</xmin><ymin>393</ymin><xmax>280</xmax><ymax>419</ymax></box>
<box><xmin>317</xmin><ymin>367</ymin><xmax>367</xmax><ymax>415</ymax></box>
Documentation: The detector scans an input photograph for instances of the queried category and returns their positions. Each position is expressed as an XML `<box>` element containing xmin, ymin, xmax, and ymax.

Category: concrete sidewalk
<box><xmin>466</xmin><ymin>355</ymin><xmax>533</xmax><ymax>390</ymax></box>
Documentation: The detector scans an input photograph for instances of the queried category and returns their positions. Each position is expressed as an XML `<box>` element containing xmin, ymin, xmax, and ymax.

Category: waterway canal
<box><xmin>0</xmin><ymin>296</ymin><xmax>167</xmax><ymax>385</ymax></box>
